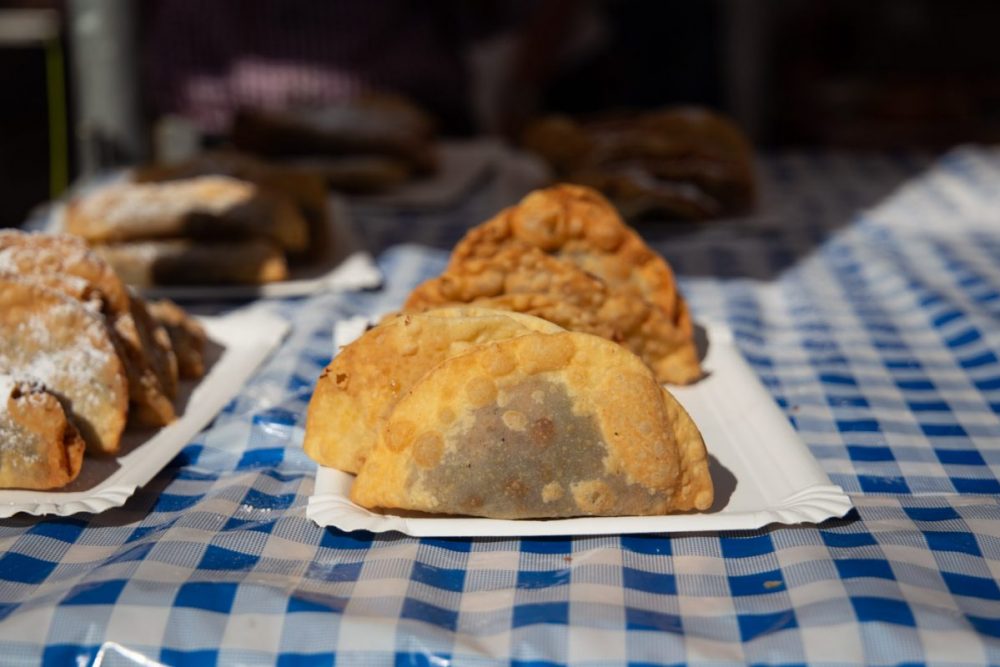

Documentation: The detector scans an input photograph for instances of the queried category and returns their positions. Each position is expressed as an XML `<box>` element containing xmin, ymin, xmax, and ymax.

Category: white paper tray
<box><xmin>306</xmin><ymin>323</ymin><xmax>852</xmax><ymax>536</ymax></box>
<box><xmin>43</xmin><ymin>189</ymin><xmax>382</xmax><ymax>301</ymax></box>
<box><xmin>0</xmin><ymin>308</ymin><xmax>289</xmax><ymax>518</ymax></box>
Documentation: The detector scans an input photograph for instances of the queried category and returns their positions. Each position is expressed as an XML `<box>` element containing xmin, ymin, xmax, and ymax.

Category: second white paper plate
<box><xmin>307</xmin><ymin>323</ymin><xmax>852</xmax><ymax>536</ymax></box>
<box><xmin>0</xmin><ymin>308</ymin><xmax>289</xmax><ymax>518</ymax></box>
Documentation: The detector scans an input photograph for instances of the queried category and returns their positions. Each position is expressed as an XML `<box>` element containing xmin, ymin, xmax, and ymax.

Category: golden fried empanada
<box><xmin>404</xmin><ymin>185</ymin><xmax>700</xmax><ymax>384</ymax></box>
<box><xmin>304</xmin><ymin>307</ymin><xmax>563</xmax><ymax>473</ymax></box>
<box><xmin>0</xmin><ymin>278</ymin><xmax>128</xmax><ymax>455</ymax></box>
<box><xmin>0</xmin><ymin>375</ymin><xmax>86</xmax><ymax>489</ymax></box>
<box><xmin>0</xmin><ymin>265</ymin><xmax>177</xmax><ymax>422</ymax></box>
<box><xmin>405</xmin><ymin>243</ymin><xmax>700</xmax><ymax>385</ymax></box>
<box><xmin>453</xmin><ymin>184</ymin><xmax>687</xmax><ymax>324</ymax></box>
<box><xmin>351</xmin><ymin>331</ymin><xmax>712</xmax><ymax>518</ymax></box>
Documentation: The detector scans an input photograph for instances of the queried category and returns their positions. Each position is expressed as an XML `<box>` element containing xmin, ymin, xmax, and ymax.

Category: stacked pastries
<box><xmin>304</xmin><ymin>185</ymin><xmax>713</xmax><ymax>519</ymax></box>
<box><xmin>305</xmin><ymin>308</ymin><xmax>712</xmax><ymax>519</ymax></box>
<box><xmin>64</xmin><ymin>153</ymin><xmax>329</xmax><ymax>287</ymax></box>
<box><xmin>0</xmin><ymin>230</ymin><xmax>206</xmax><ymax>489</ymax></box>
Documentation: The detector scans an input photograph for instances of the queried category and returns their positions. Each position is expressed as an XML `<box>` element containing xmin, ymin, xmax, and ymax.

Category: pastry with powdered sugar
<box><xmin>0</xmin><ymin>374</ymin><xmax>86</xmax><ymax>490</ymax></box>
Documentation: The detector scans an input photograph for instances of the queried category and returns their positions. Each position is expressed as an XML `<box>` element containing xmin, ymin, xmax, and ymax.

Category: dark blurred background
<box><xmin>2</xmin><ymin>0</ymin><xmax>1000</xmax><ymax>226</ymax></box>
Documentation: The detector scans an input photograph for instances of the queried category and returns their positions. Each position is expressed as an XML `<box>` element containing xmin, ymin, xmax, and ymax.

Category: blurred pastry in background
<box><xmin>95</xmin><ymin>238</ymin><xmax>288</xmax><ymax>288</ymax></box>
<box><xmin>522</xmin><ymin>107</ymin><xmax>756</xmax><ymax>221</ymax></box>
<box><xmin>133</xmin><ymin>150</ymin><xmax>330</xmax><ymax>260</ymax></box>
<box><xmin>63</xmin><ymin>174</ymin><xmax>317</xmax><ymax>287</ymax></box>
<box><xmin>230</xmin><ymin>94</ymin><xmax>439</xmax><ymax>193</ymax></box>
<box><xmin>66</xmin><ymin>176</ymin><xmax>309</xmax><ymax>253</ymax></box>
<box><xmin>404</xmin><ymin>184</ymin><xmax>702</xmax><ymax>385</ymax></box>
<box><xmin>283</xmin><ymin>155</ymin><xmax>414</xmax><ymax>195</ymax></box>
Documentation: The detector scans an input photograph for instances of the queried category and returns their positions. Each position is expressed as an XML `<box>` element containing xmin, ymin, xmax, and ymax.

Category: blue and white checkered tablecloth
<box><xmin>3</xmin><ymin>147</ymin><xmax>1000</xmax><ymax>666</ymax></box>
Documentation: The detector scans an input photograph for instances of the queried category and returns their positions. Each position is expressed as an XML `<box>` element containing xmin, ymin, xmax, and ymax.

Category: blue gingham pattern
<box><xmin>3</xmin><ymin>148</ymin><xmax>1000</xmax><ymax>665</ymax></box>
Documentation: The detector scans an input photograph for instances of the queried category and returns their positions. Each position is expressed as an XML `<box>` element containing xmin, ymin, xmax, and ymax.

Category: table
<box><xmin>3</xmin><ymin>146</ymin><xmax>1000</xmax><ymax>665</ymax></box>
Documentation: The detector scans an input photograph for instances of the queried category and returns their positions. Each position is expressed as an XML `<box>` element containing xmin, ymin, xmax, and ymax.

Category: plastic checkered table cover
<box><xmin>3</xmin><ymin>148</ymin><xmax>1000</xmax><ymax>665</ymax></box>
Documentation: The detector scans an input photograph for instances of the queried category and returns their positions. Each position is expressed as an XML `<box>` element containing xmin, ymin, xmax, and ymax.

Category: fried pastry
<box><xmin>133</xmin><ymin>150</ymin><xmax>330</xmax><ymax>261</ymax></box>
<box><xmin>0</xmin><ymin>229</ymin><xmax>130</xmax><ymax>316</ymax></box>
<box><xmin>0</xmin><ymin>270</ymin><xmax>102</xmax><ymax>310</ymax></box>
<box><xmin>133</xmin><ymin>150</ymin><xmax>326</xmax><ymax>221</ymax></box>
<box><xmin>522</xmin><ymin>107</ymin><xmax>756</xmax><ymax>221</ymax></box>
<box><xmin>350</xmin><ymin>331</ymin><xmax>713</xmax><ymax>518</ymax></box>
<box><xmin>0</xmin><ymin>232</ymin><xmax>179</xmax><ymax>425</ymax></box>
<box><xmin>114</xmin><ymin>295</ymin><xmax>179</xmax><ymax>426</ymax></box>
<box><xmin>0</xmin><ymin>271</ymin><xmax>175</xmax><ymax>427</ymax></box>
<box><xmin>65</xmin><ymin>175</ymin><xmax>309</xmax><ymax>253</ymax></box>
<box><xmin>405</xmin><ymin>241</ymin><xmax>701</xmax><ymax>385</ymax></box>
<box><xmin>451</xmin><ymin>184</ymin><xmax>687</xmax><ymax>324</ymax></box>
<box><xmin>0</xmin><ymin>375</ymin><xmax>86</xmax><ymax>490</ymax></box>
<box><xmin>94</xmin><ymin>238</ymin><xmax>288</xmax><ymax>287</ymax></box>
<box><xmin>304</xmin><ymin>307</ymin><xmax>563</xmax><ymax>474</ymax></box>
<box><xmin>148</xmin><ymin>299</ymin><xmax>207</xmax><ymax>380</ymax></box>
<box><xmin>0</xmin><ymin>278</ymin><xmax>128</xmax><ymax>455</ymax></box>
<box><xmin>127</xmin><ymin>294</ymin><xmax>179</xmax><ymax>397</ymax></box>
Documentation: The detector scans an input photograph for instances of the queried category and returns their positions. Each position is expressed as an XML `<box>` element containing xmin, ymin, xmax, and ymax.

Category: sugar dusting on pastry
<box><xmin>73</xmin><ymin>176</ymin><xmax>256</xmax><ymax>239</ymax></box>
<box><xmin>0</xmin><ymin>375</ymin><xmax>47</xmax><ymax>467</ymax></box>
<box><xmin>0</xmin><ymin>376</ymin><xmax>53</xmax><ymax>463</ymax></box>
<box><xmin>0</xmin><ymin>300</ymin><xmax>117</xmax><ymax>420</ymax></box>
<box><xmin>0</xmin><ymin>279</ymin><xmax>128</xmax><ymax>456</ymax></box>
<box><xmin>0</xmin><ymin>374</ymin><xmax>15</xmax><ymax>411</ymax></box>
<box><xmin>0</xmin><ymin>231</ymin><xmax>201</xmax><ymax>488</ymax></box>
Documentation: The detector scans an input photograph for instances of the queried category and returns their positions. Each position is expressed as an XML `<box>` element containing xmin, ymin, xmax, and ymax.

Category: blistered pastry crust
<box><xmin>350</xmin><ymin>331</ymin><xmax>713</xmax><ymax>518</ymax></box>
<box><xmin>0</xmin><ymin>278</ymin><xmax>128</xmax><ymax>455</ymax></box>
<box><xmin>404</xmin><ymin>185</ymin><xmax>700</xmax><ymax>384</ymax></box>
<box><xmin>304</xmin><ymin>307</ymin><xmax>562</xmax><ymax>473</ymax></box>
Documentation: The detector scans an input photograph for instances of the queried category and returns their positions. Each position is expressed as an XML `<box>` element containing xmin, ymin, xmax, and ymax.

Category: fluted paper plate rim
<box><xmin>307</xmin><ymin>322</ymin><xmax>854</xmax><ymax>537</ymax></box>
